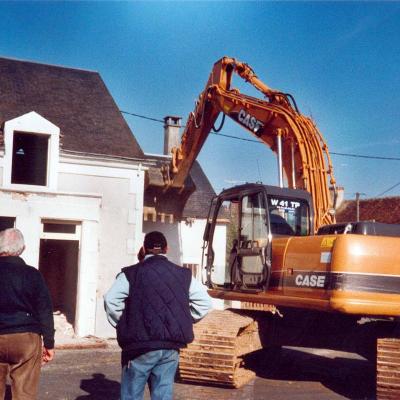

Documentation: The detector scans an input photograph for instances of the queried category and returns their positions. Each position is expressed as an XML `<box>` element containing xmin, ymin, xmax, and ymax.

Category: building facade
<box><xmin>0</xmin><ymin>57</ymin><xmax>224</xmax><ymax>338</ymax></box>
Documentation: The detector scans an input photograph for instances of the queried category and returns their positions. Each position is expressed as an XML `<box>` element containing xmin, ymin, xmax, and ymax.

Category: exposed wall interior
<box><xmin>12</xmin><ymin>132</ymin><xmax>49</xmax><ymax>186</ymax></box>
<box><xmin>0</xmin><ymin>216</ymin><xmax>16</xmax><ymax>231</ymax></box>
<box><xmin>39</xmin><ymin>239</ymin><xmax>79</xmax><ymax>326</ymax></box>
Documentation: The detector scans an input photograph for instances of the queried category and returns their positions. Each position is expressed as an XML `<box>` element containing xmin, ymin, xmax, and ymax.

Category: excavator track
<box><xmin>180</xmin><ymin>309</ymin><xmax>400</xmax><ymax>394</ymax></box>
<box><xmin>178</xmin><ymin>309</ymin><xmax>265</xmax><ymax>388</ymax></box>
<box><xmin>377</xmin><ymin>338</ymin><xmax>400</xmax><ymax>399</ymax></box>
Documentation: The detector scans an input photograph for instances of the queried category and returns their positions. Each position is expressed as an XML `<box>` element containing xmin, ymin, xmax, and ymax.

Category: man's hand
<box><xmin>42</xmin><ymin>347</ymin><xmax>55</xmax><ymax>365</ymax></box>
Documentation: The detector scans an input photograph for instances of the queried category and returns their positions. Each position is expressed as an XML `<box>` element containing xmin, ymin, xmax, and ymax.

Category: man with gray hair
<box><xmin>0</xmin><ymin>228</ymin><xmax>55</xmax><ymax>399</ymax></box>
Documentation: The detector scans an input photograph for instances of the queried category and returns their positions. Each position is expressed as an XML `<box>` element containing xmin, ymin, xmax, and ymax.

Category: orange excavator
<box><xmin>164</xmin><ymin>57</ymin><xmax>400</xmax><ymax>397</ymax></box>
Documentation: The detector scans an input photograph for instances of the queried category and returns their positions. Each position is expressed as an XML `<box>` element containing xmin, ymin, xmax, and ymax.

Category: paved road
<box><xmin>7</xmin><ymin>345</ymin><xmax>376</xmax><ymax>399</ymax></box>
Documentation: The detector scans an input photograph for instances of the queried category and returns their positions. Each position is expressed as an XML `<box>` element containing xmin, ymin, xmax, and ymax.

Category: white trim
<box><xmin>59</xmin><ymin>161</ymin><xmax>144</xmax><ymax>195</ymax></box>
<box><xmin>40</xmin><ymin>220</ymin><xmax>82</xmax><ymax>241</ymax></box>
<box><xmin>60</xmin><ymin>151</ymin><xmax>150</xmax><ymax>169</ymax></box>
<box><xmin>59</xmin><ymin>161</ymin><xmax>142</xmax><ymax>176</ymax></box>
<box><xmin>0</xmin><ymin>186</ymin><xmax>102</xmax><ymax>199</ymax></box>
<box><xmin>75</xmin><ymin>220</ymin><xmax>99</xmax><ymax>336</ymax></box>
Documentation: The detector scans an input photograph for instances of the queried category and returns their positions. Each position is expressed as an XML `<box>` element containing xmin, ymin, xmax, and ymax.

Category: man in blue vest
<box><xmin>104</xmin><ymin>231</ymin><xmax>212</xmax><ymax>400</ymax></box>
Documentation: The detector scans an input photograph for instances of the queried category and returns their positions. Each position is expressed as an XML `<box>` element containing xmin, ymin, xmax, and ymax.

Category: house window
<box><xmin>43</xmin><ymin>222</ymin><xmax>76</xmax><ymax>234</ymax></box>
<box><xmin>0</xmin><ymin>217</ymin><xmax>16</xmax><ymax>231</ymax></box>
<box><xmin>11</xmin><ymin>132</ymin><xmax>49</xmax><ymax>186</ymax></box>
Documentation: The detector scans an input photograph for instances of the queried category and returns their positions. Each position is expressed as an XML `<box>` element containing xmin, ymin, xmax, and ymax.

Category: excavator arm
<box><xmin>167</xmin><ymin>57</ymin><xmax>337</xmax><ymax>231</ymax></box>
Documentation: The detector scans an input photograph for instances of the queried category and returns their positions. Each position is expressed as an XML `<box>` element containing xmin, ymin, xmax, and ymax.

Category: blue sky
<box><xmin>1</xmin><ymin>1</ymin><xmax>400</xmax><ymax>199</ymax></box>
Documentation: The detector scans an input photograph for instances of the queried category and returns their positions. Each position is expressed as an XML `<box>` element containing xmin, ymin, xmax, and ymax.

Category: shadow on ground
<box><xmin>244</xmin><ymin>347</ymin><xmax>375</xmax><ymax>400</ymax></box>
<box><xmin>75</xmin><ymin>373</ymin><xmax>120</xmax><ymax>400</ymax></box>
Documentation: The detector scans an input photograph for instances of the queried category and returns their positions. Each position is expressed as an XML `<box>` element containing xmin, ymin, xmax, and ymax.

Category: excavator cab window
<box><xmin>266</xmin><ymin>195</ymin><xmax>310</xmax><ymax>236</ymax></box>
<box><xmin>237</xmin><ymin>192</ymin><xmax>269</xmax><ymax>288</ymax></box>
<box><xmin>206</xmin><ymin>198</ymin><xmax>241</xmax><ymax>288</ymax></box>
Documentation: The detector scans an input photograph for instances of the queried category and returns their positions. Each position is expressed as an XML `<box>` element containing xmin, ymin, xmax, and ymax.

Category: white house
<box><xmin>0</xmin><ymin>57</ymin><xmax>225</xmax><ymax>339</ymax></box>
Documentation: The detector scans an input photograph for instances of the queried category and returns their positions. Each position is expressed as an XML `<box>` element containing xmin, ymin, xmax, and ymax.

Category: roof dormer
<box><xmin>2</xmin><ymin>111</ymin><xmax>60</xmax><ymax>191</ymax></box>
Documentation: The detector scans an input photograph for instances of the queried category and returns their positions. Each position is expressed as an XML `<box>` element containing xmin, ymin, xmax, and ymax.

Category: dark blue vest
<box><xmin>116</xmin><ymin>255</ymin><xmax>194</xmax><ymax>352</ymax></box>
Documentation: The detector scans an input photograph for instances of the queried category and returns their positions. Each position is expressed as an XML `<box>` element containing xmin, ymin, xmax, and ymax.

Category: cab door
<box><xmin>235</xmin><ymin>191</ymin><xmax>271</xmax><ymax>290</ymax></box>
<box><xmin>204</xmin><ymin>190</ymin><xmax>271</xmax><ymax>291</ymax></box>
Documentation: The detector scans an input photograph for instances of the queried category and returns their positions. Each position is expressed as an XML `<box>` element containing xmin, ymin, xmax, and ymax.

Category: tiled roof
<box><xmin>0</xmin><ymin>57</ymin><xmax>215</xmax><ymax>219</ymax></box>
<box><xmin>336</xmin><ymin>197</ymin><xmax>400</xmax><ymax>224</ymax></box>
<box><xmin>0</xmin><ymin>57</ymin><xmax>144</xmax><ymax>159</ymax></box>
<box><xmin>182</xmin><ymin>161</ymin><xmax>216</xmax><ymax>218</ymax></box>
<box><xmin>144</xmin><ymin>156</ymin><xmax>216</xmax><ymax>219</ymax></box>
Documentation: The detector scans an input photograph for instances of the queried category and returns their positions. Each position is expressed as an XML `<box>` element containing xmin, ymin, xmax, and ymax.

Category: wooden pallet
<box><xmin>178</xmin><ymin>309</ymin><xmax>263</xmax><ymax>388</ymax></box>
<box><xmin>377</xmin><ymin>338</ymin><xmax>400</xmax><ymax>399</ymax></box>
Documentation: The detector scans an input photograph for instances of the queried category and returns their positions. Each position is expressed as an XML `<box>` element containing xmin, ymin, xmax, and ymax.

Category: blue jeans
<box><xmin>120</xmin><ymin>349</ymin><xmax>179</xmax><ymax>400</ymax></box>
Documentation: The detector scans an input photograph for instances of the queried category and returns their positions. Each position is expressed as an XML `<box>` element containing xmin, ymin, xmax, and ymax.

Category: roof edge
<box><xmin>0</xmin><ymin>55</ymin><xmax>98</xmax><ymax>74</ymax></box>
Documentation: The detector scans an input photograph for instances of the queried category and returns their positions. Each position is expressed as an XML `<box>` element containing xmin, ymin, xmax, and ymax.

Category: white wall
<box><xmin>0</xmin><ymin>159</ymin><xmax>145</xmax><ymax>338</ymax></box>
<box><xmin>0</xmin><ymin>153</ymin><xmax>4</xmax><ymax>186</ymax></box>
<box><xmin>58</xmin><ymin>157</ymin><xmax>145</xmax><ymax>338</ymax></box>
<box><xmin>0</xmin><ymin>111</ymin><xmax>230</xmax><ymax>338</ymax></box>
<box><xmin>180</xmin><ymin>219</ymin><xmax>206</xmax><ymax>267</ymax></box>
<box><xmin>0</xmin><ymin>111</ymin><xmax>145</xmax><ymax>338</ymax></box>
<box><xmin>0</xmin><ymin>189</ymin><xmax>101</xmax><ymax>336</ymax></box>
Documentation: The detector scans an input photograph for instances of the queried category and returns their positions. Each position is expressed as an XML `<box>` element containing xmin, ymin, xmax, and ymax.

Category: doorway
<box><xmin>39</xmin><ymin>239</ymin><xmax>79</xmax><ymax>326</ymax></box>
<box><xmin>38</xmin><ymin>220</ymin><xmax>80</xmax><ymax>328</ymax></box>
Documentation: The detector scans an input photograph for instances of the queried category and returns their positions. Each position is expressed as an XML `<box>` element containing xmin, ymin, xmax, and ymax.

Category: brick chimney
<box><xmin>163</xmin><ymin>116</ymin><xmax>181</xmax><ymax>156</ymax></box>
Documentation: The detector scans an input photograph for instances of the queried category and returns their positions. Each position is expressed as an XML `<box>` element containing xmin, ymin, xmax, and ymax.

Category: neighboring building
<box><xmin>0</xmin><ymin>57</ymin><xmax>221</xmax><ymax>338</ymax></box>
<box><xmin>336</xmin><ymin>197</ymin><xmax>400</xmax><ymax>224</ymax></box>
<box><xmin>143</xmin><ymin>117</ymin><xmax>226</xmax><ymax>280</ymax></box>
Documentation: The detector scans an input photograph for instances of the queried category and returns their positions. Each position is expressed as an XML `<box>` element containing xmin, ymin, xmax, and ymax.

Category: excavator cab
<box><xmin>203</xmin><ymin>183</ymin><xmax>313</xmax><ymax>292</ymax></box>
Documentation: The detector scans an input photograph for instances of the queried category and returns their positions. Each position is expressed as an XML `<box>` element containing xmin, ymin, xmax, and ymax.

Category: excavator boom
<box><xmin>169</xmin><ymin>58</ymin><xmax>400</xmax><ymax>397</ymax></box>
<box><xmin>167</xmin><ymin>57</ymin><xmax>336</xmax><ymax>231</ymax></box>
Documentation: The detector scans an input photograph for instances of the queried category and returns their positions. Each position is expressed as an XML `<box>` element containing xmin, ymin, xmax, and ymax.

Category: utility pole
<box><xmin>355</xmin><ymin>192</ymin><xmax>366</xmax><ymax>222</ymax></box>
